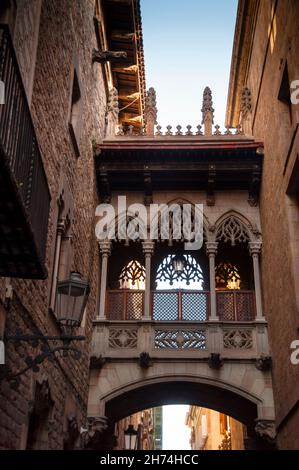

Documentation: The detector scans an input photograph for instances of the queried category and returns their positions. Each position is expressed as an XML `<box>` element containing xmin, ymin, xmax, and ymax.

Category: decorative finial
<box><xmin>201</xmin><ymin>86</ymin><xmax>214</xmax><ymax>136</ymax></box>
<box><xmin>196</xmin><ymin>125</ymin><xmax>203</xmax><ymax>135</ymax></box>
<box><xmin>155</xmin><ymin>124</ymin><xmax>162</xmax><ymax>136</ymax></box>
<box><xmin>185</xmin><ymin>125</ymin><xmax>193</xmax><ymax>135</ymax></box>
<box><xmin>165</xmin><ymin>125</ymin><xmax>173</xmax><ymax>135</ymax></box>
<box><xmin>176</xmin><ymin>125</ymin><xmax>183</xmax><ymax>135</ymax></box>
<box><xmin>214</xmin><ymin>124</ymin><xmax>221</xmax><ymax>135</ymax></box>
<box><xmin>144</xmin><ymin>87</ymin><xmax>158</xmax><ymax>135</ymax></box>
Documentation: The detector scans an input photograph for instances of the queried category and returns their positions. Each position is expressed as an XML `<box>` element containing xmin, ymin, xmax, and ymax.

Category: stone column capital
<box><xmin>206</xmin><ymin>241</ymin><xmax>218</xmax><ymax>256</ymax></box>
<box><xmin>98</xmin><ymin>240</ymin><xmax>112</xmax><ymax>256</ymax></box>
<box><xmin>249</xmin><ymin>241</ymin><xmax>262</xmax><ymax>256</ymax></box>
<box><xmin>142</xmin><ymin>240</ymin><xmax>155</xmax><ymax>256</ymax></box>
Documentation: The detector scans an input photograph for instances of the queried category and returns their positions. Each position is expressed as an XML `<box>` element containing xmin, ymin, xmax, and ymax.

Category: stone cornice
<box><xmin>225</xmin><ymin>0</ymin><xmax>260</xmax><ymax>127</ymax></box>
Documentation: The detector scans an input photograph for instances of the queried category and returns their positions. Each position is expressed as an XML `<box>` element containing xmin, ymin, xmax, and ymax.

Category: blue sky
<box><xmin>140</xmin><ymin>0</ymin><xmax>238</xmax><ymax>129</ymax></box>
<box><xmin>140</xmin><ymin>0</ymin><xmax>238</xmax><ymax>449</ymax></box>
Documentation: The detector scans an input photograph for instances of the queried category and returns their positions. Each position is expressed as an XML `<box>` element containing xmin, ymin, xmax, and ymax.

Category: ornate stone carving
<box><xmin>81</xmin><ymin>416</ymin><xmax>109</xmax><ymax>448</ymax></box>
<box><xmin>139</xmin><ymin>352</ymin><xmax>152</xmax><ymax>369</ymax></box>
<box><xmin>255</xmin><ymin>355</ymin><xmax>272</xmax><ymax>371</ymax></box>
<box><xmin>155</xmin><ymin>124</ymin><xmax>162</xmax><ymax>135</ymax></box>
<box><xmin>92</xmin><ymin>49</ymin><xmax>127</xmax><ymax>63</ymax></box>
<box><xmin>216</xmin><ymin>216</ymin><xmax>250</xmax><ymax>246</ymax></box>
<box><xmin>223</xmin><ymin>329</ymin><xmax>253</xmax><ymax>349</ymax></box>
<box><xmin>255</xmin><ymin>419</ymin><xmax>276</xmax><ymax>443</ymax></box>
<box><xmin>208</xmin><ymin>353</ymin><xmax>223</xmax><ymax>369</ymax></box>
<box><xmin>185</xmin><ymin>125</ymin><xmax>193</xmax><ymax>135</ymax></box>
<box><xmin>165</xmin><ymin>125</ymin><xmax>173</xmax><ymax>135</ymax></box>
<box><xmin>105</xmin><ymin>87</ymin><xmax>119</xmax><ymax>137</ymax></box>
<box><xmin>176</xmin><ymin>125</ymin><xmax>183</xmax><ymax>135</ymax></box>
<box><xmin>240</xmin><ymin>87</ymin><xmax>252</xmax><ymax>118</ymax></box>
<box><xmin>154</xmin><ymin>329</ymin><xmax>206</xmax><ymax>349</ymax></box>
<box><xmin>144</xmin><ymin>87</ymin><xmax>157</xmax><ymax>135</ymax></box>
<box><xmin>108</xmin><ymin>328</ymin><xmax>138</xmax><ymax>349</ymax></box>
<box><xmin>201</xmin><ymin>87</ymin><xmax>214</xmax><ymax>136</ymax></box>
<box><xmin>90</xmin><ymin>355</ymin><xmax>106</xmax><ymax>369</ymax></box>
<box><xmin>249</xmin><ymin>241</ymin><xmax>262</xmax><ymax>256</ymax></box>
<box><xmin>214</xmin><ymin>125</ymin><xmax>221</xmax><ymax>135</ymax></box>
<box><xmin>240</xmin><ymin>87</ymin><xmax>252</xmax><ymax>135</ymax></box>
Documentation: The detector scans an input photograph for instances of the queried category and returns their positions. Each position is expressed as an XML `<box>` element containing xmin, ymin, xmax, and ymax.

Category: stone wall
<box><xmin>0</xmin><ymin>0</ymin><xmax>106</xmax><ymax>449</ymax></box>
<box><xmin>244</xmin><ymin>0</ymin><xmax>299</xmax><ymax>449</ymax></box>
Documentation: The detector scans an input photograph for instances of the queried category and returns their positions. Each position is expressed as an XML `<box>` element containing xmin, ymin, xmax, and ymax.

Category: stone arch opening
<box><xmin>104</xmin><ymin>378</ymin><xmax>259</xmax><ymax>427</ymax></box>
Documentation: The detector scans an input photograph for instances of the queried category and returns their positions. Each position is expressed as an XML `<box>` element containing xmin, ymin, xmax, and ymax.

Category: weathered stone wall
<box><xmin>0</xmin><ymin>0</ymin><xmax>106</xmax><ymax>449</ymax></box>
<box><xmin>244</xmin><ymin>0</ymin><xmax>299</xmax><ymax>449</ymax></box>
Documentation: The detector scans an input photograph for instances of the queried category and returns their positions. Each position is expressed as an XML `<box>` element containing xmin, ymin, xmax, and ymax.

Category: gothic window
<box><xmin>216</xmin><ymin>216</ymin><xmax>250</xmax><ymax>246</ymax></box>
<box><xmin>155</xmin><ymin>254</ymin><xmax>204</xmax><ymax>290</ymax></box>
<box><xmin>119</xmin><ymin>260</ymin><xmax>146</xmax><ymax>290</ymax></box>
<box><xmin>215</xmin><ymin>262</ymin><xmax>241</xmax><ymax>290</ymax></box>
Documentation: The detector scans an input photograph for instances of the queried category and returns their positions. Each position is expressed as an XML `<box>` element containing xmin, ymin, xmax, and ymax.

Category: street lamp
<box><xmin>56</xmin><ymin>271</ymin><xmax>90</xmax><ymax>327</ymax></box>
<box><xmin>4</xmin><ymin>271</ymin><xmax>90</xmax><ymax>388</ymax></box>
<box><xmin>172</xmin><ymin>253</ymin><xmax>186</xmax><ymax>274</ymax></box>
<box><xmin>124</xmin><ymin>424</ymin><xmax>138</xmax><ymax>450</ymax></box>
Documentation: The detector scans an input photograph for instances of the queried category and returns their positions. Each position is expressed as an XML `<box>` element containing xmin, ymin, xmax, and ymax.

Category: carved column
<box><xmin>98</xmin><ymin>241</ymin><xmax>112</xmax><ymax>320</ymax></box>
<box><xmin>206</xmin><ymin>242</ymin><xmax>218</xmax><ymax>320</ymax></box>
<box><xmin>201</xmin><ymin>87</ymin><xmax>214</xmax><ymax>136</ymax></box>
<box><xmin>142</xmin><ymin>241</ymin><xmax>155</xmax><ymax>320</ymax></box>
<box><xmin>144</xmin><ymin>87</ymin><xmax>157</xmax><ymax>136</ymax></box>
<box><xmin>249</xmin><ymin>241</ymin><xmax>264</xmax><ymax>320</ymax></box>
<box><xmin>105</xmin><ymin>87</ymin><xmax>119</xmax><ymax>137</ymax></box>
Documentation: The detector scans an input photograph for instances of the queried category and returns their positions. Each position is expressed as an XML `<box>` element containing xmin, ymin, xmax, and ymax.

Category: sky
<box><xmin>140</xmin><ymin>0</ymin><xmax>238</xmax><ymax>130</ymax></box>
<box><xmin>162</xmin><ymin>405</ymin><xmax>191</xmax><ymax>450</ymax></box>
<box><xmin>140</xmin><ymin>0</ymin><xmax>238</xmax><ymax>450</ymax></box>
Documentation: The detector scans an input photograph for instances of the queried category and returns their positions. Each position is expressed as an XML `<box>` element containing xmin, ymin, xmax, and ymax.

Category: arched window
<box><xmin>119</xmin><ymin>260</ymin><xmax>146</xmax><ymax>290</ymax></box>
<box><xmin>215</xmin><ymin>262</ymin><xmax>241</xmax><ymax>290</ymax></box>
<box><xmin>155</xmin><ymin>254</ymin><xmax>204</xmax><ymax>290</ymax></box>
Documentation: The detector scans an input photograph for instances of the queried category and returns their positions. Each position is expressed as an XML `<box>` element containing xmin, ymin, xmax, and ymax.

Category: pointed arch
<box><xmin>149</xmin><ymin>197</ymin><xmax>208</xmax><ymax>244</ymax></box>
<box><xmin>214</xmin><ymin>211</ymin><xmax>259</xmax><ymax>245</ymax></box>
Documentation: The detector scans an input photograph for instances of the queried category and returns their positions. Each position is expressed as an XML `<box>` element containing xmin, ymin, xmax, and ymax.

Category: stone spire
<box><xmin>105</xmin><ymin>87</ymin><xmax>119</xmax><ymax>137</ymax></box>
<box><xmin>201</xmin><ymin>86</ymin><xmax>214</xmax><ymax>136</ymax></box>
<box><xmin>144</xmin><ymin>87</ymin><xmax>157</xmax><ymax>136</ymax></box>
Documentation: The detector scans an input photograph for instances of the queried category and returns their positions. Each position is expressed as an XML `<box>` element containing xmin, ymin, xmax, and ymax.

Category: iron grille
<box><xmin>152</xmin><ymin>292</ymin><xmax>178</xmax><ymax>321</ymax></box>
<box><xmin>127</xmin><ymin>291</ymin><xmax>143</xmax><ymax>320</ymax></box>
<box><xmin>235</xmin><ymin>292</ymin><xmax>255</xmax><ymax>321</ymax></box>
<box><xmin>182</xmin><ymin>292</ymin><xmax>208</xmax><ymax>321</ymax></box>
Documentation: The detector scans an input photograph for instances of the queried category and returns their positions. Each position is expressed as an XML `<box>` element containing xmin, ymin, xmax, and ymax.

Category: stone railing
<box><xmin>91</xmin><ymin>319</ymin><xmax>269</xmax><ymax>362</ymax></box>
<box><xmin>116</xmin><ymin>124</ymin><xmax>245</xmax><ymax>137</ymax></box>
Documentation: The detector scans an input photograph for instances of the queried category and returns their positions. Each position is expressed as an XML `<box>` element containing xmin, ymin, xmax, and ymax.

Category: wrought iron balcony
<box><xmin>105</xmin><ymin>289</ymin><xmax>256</xmax><ymax>322</ymax></box>
<box><xmin>0</xmin><ymin>25</ymin><xmax>50</xmax><ymax>279</ymax></box>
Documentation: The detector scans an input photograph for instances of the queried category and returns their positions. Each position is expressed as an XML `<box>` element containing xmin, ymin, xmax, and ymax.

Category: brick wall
<box><xmin>0</xmin><ymin>0</ymin><xmax>106</xmax><ymax>449</ymax></box>
<box><xmin>245</xmin><ymin>0</ymin><xmax>299</xmax><ymax>449</ymax></box>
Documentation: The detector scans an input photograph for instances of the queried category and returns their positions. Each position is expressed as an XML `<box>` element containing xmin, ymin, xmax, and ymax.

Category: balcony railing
<box><xmin>105</xmin><ymin>289</ymin><xmax>256</xmax><ymax>321</ymax></box>
<box><xmin>0</xmin><ymin>24</ymin><xmax>51</xmax><ymax>278</ymax></box>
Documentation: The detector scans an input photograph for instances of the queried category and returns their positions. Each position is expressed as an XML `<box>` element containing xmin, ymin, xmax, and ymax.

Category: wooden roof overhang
<box><xmin>102</xmin><ymin>0</ymin><xmax>146</xmax><ymax>127</ymax></box>
<box><xmin>94</xmin><ymin>138</ymin><xmax>264</xmax><ymax>205</ymax></box>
